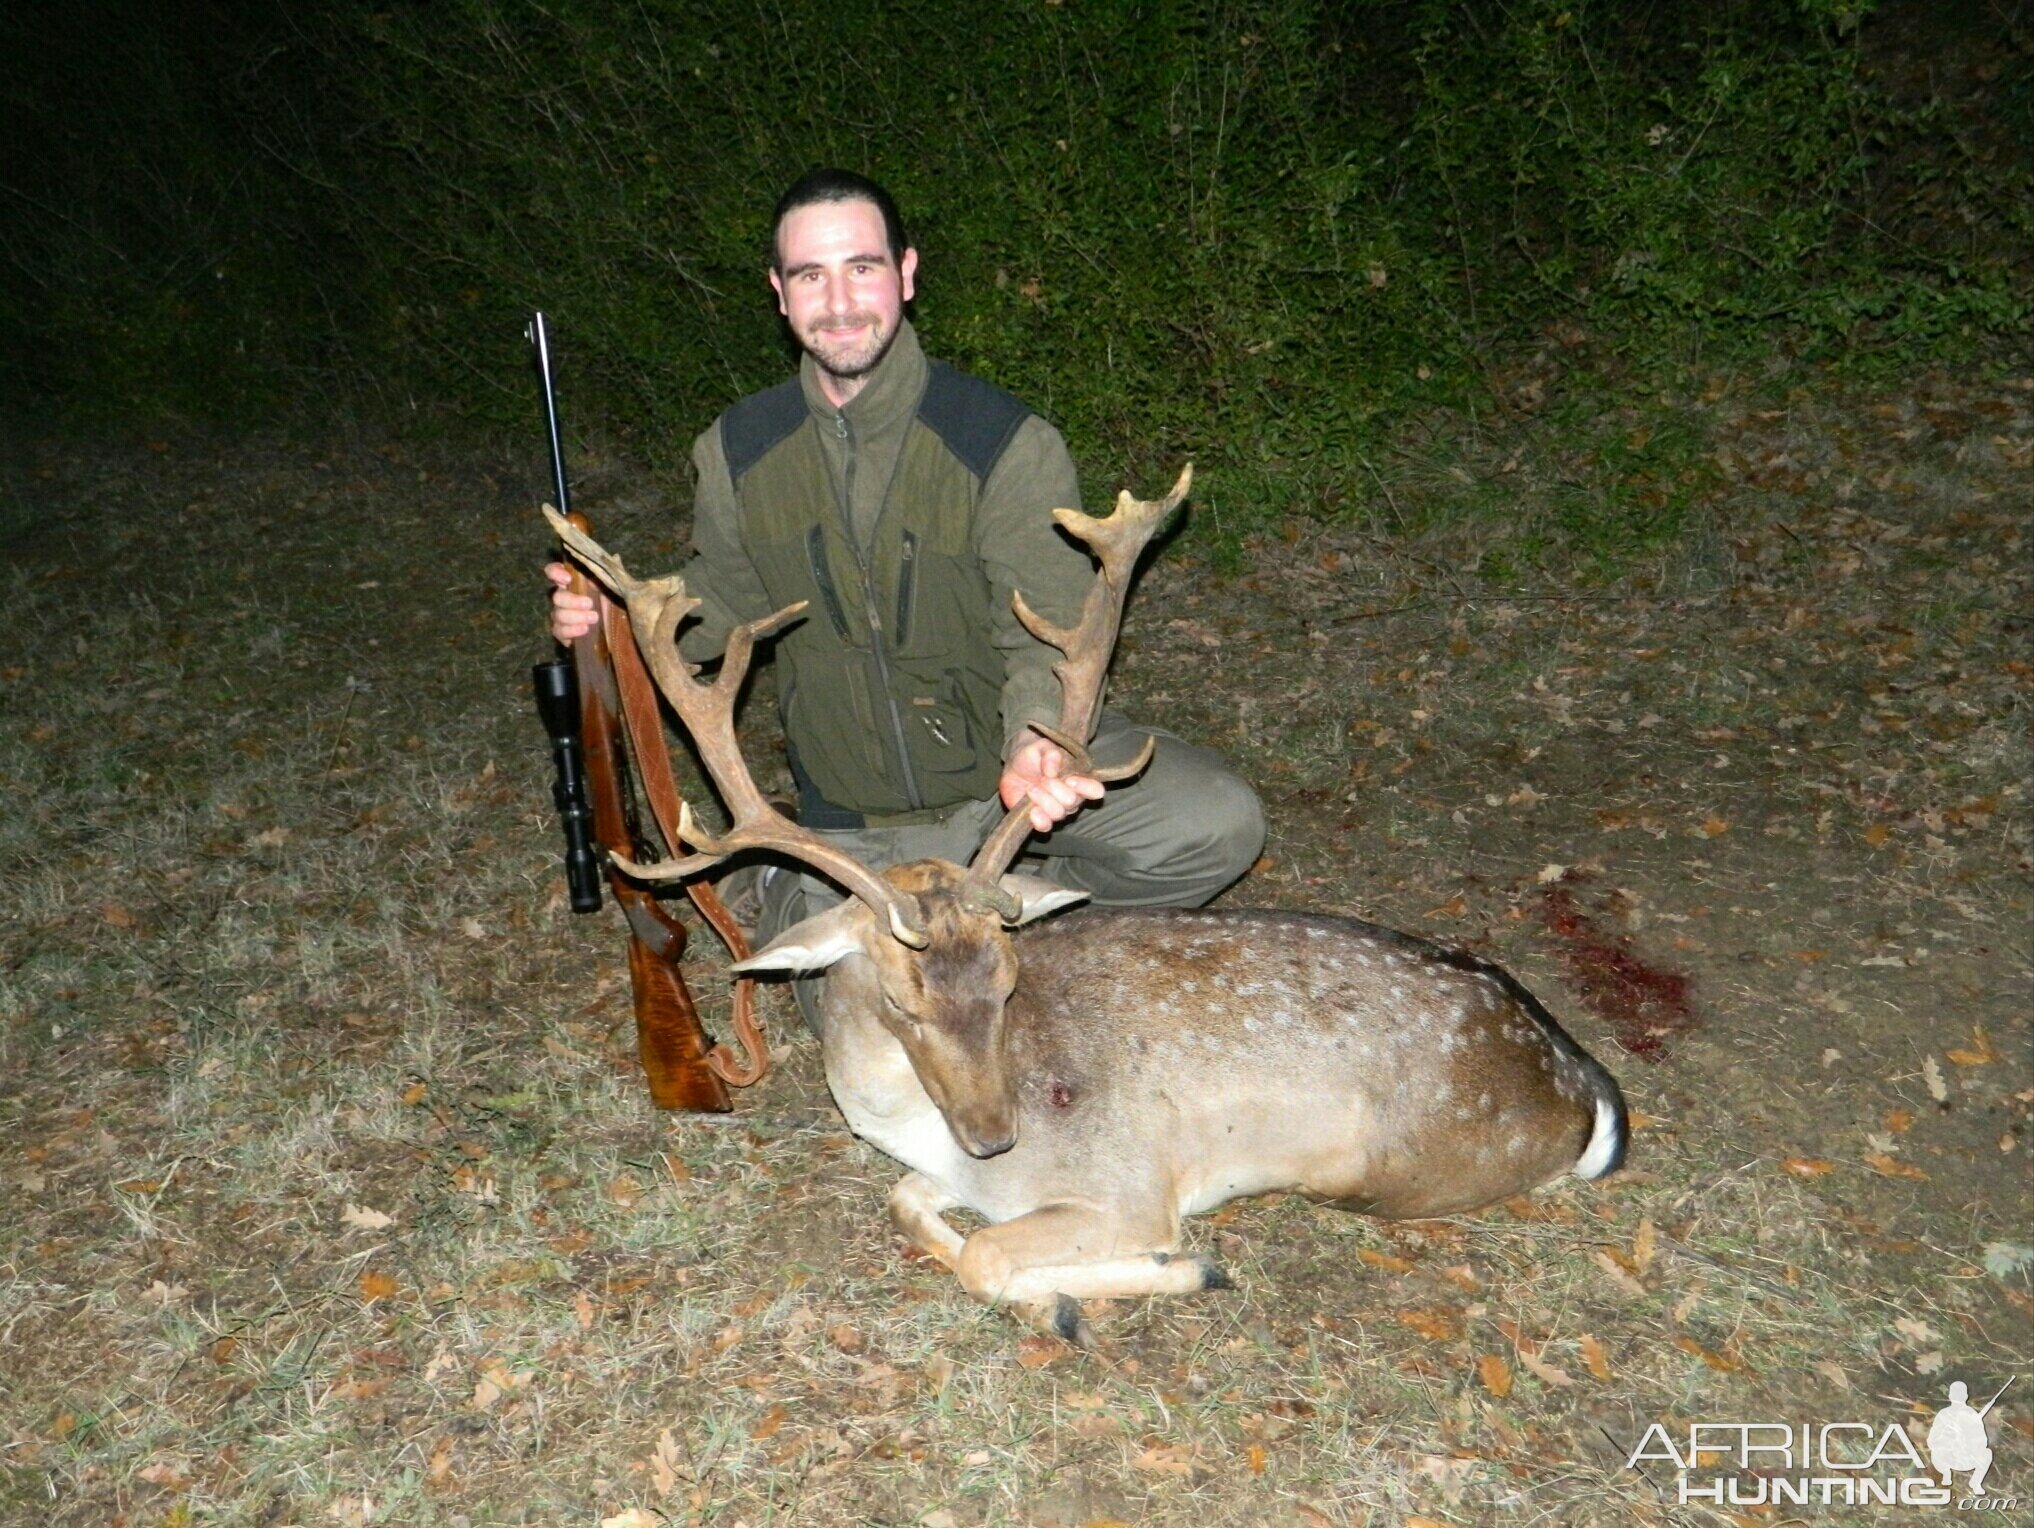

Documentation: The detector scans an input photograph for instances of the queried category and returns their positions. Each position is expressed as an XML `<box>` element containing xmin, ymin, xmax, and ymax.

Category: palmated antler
<box><xmin>967</xmin><ymin>464</ymin><xmax>1192</xmax><ymax>888</ymax></box>
<box><xmin>544</xmin><ymin>507</ymin><xmax>928</xmax><ymax>948</ymax></box>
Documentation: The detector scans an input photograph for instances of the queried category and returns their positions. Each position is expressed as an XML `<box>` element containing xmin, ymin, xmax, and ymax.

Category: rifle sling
<box><xmin>603</xmin><ymin>599</ymin><xmax>770</xmax><ymax>1088</ymax></box>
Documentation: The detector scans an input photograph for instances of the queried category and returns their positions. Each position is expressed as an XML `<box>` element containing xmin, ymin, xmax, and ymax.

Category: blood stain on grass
<box><xmin>1538</xmin><ymin>883</ymin><xmax>1694</xmax><ymax>1061</ymax></box>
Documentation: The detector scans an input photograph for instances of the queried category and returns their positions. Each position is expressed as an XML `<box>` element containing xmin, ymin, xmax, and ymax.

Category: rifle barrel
<box><xmin>528</xmin><ymin>312</ymin><xmax>571</xmax><ymax>515</ymax></box>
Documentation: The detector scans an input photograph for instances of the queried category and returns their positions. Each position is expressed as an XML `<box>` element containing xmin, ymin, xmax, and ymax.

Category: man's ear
<box><xmin>900</xmin><ymin>246</ymin><xmax>918</xmax><ymax>304</ymax></box>
<box><xmin>997</xmin><ymin>874</ymin><xmax>1089</xmax><ymax>927</ymax></box>
<box><xmin>729</xmin><ymin>900</ymin><xmax>866</xmax><ymax>975</ymax></box>
<box><xmin>768</xmin><ymin>268</ymin><xmax>788</xmax><ymax>316</ymax></box>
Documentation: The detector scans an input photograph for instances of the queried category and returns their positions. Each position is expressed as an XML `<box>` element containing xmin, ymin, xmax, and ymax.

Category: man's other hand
<box><xmin>999</xmin><ymin>730</ymin><xmax>1105</xmax><ymax>834</ymax></box>
<box><xmin>544</xmin><ymin>561</ymin><xmax>600</xmax><ymax>643</ymax></box>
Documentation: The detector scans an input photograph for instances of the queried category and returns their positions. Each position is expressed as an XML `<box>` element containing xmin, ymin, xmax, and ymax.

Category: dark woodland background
<box><xmin>3</xmin><ymin>0</ymin><xmax>2025</xmax><ymax>533</ymax></box>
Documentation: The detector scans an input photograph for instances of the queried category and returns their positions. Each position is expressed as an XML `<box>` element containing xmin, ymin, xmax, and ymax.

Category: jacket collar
<box><xmin>798</xmin><ymin>319</ymin><xmax>927</xmax><ymax>432</ymax></box>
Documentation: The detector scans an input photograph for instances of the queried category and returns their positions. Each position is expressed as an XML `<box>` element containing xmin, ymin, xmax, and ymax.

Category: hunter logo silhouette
<box><xmin>1927</xmin><ymin>1380</ymin><xmax>2009</xmax><ymax>1495</ymax></box>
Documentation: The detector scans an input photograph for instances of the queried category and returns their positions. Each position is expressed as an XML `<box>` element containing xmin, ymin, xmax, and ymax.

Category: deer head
<box><xmin>730</xmin><ymin>860</ymin><xmax>1085</xmax><ymax>1156</ymax></box>
<box><xmin>545</xmin><ymin>465</ymin><xmax>1189</xmax><ymax>1158</ymax></box>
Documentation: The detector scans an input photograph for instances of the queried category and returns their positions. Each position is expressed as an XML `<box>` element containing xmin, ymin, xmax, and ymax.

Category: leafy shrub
<box><xmin>3</xmin><ymin>0</ymin><xmax>2024</xmax><ymax>545</ymax></box>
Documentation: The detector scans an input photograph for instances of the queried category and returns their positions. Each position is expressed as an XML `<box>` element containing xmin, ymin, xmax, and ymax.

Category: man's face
<box><xmin>770</xmin><ymin>198</ymin><xmax>917</xmax><ymax>393</ymax></box>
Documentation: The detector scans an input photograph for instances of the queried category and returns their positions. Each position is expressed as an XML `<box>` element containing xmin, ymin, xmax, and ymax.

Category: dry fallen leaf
<box><xmin>1015</xmin><ymin>1334</ymin><xmax>1072</xmax><ymax>1369</ymax></box>
<box><xmin>1633</xmin><ymin>1217</ymin><xmax>1658</xmax><ymax>1276</ymax></box>
<box><xmin>648</xmin><ymin>1429</ymin><xmax>681</xmax><ymax>1497</ymax></box>
<box><xmin>1924</xmin><ymin>1055</ymin><xmax>1949</xmax><ymax>1102</ymax></box>
<box><xmin>1359</xmin><ymin>1248</ymin><xmax>1413</xmax><ymax>1273</ymax></box>
<box><xmin>826</xmin><ymin>1323</ymin><xmax>866</xmax><ymax>1354</ymax></box>
<box><xmin>342</xmin><ymin>1203</ymin><xmax>394</xmax><ymax>1231</ymax></box>
<box><xmin>1518</xmin><ymin>1349</ymin><xmax>1576</xmax><ymax>1388</ymax></box>
<box><xmin>1134</xmin><ymin>1442</ymin><xmax>1197</xmax><ymax>1476</ymax></box>
<box><xmin>1476</xmin><ymin>1353</ymin><xmax>1513</xmax><ymax>1398</ymax></box>
<box><xmin>1864</xmin><ymin>1151</ymin><xmax>1929</xmax><ymax>1182</ymax></box>
<box><xmin>1673</xmin><ymin>1335</ymin><xmax>1741</xmax><ymax>1372</ymax></box>
<box><xmin>1782</xmin><ymin>1156</ymin><xmax>1835</xmax><ymax>1177</ymax></box>
<box><xmin>751</xmin><ymin>1403</ymin><xmax>787</xmax><ymax>1441</ymax></box>
<box><xmin>1578</xmin><ymin>1334</ymin><xmax>1610</xmax><ymax>1383</ymax></box>
<box><xmin>1245</xmin><ymin>1442</ymin><xmax>1267</xmax><ymax>1475</ymax></box>
<box><xmin>358</xmin><ymin>1270</ymin><xmax>397</xmax><ymax>1302</ymax></box>
<box><xmin>1946</xmin><ymin>1025</ymin><xmax>2000</xmax><ymax>1066</ymax></box>
<box><xmin>600</xmin><ymin>1511</ymin><xmax>660</xmax><ymax>1528</ymax></box>
<box><xmin>1397</xmin><ymin>1307</ymin><xmax>1463</xmax><ymax>1342</ymax></box>
<box><xmin>1591</xmin><ymin>1250</ymin><xmax>1648</xmax><ymax>1298</ymax></box>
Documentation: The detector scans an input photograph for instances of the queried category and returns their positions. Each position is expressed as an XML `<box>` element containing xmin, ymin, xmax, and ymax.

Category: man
<box><xmin>547</xmin><ymin>169</ymin><xmax>1262</xmax><ymax>1018</ymax></box>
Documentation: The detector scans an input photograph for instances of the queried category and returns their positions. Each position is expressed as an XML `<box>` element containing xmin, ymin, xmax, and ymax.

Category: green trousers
<box><xmin>752</xmin><ymin>712</ymin><xmax>1265</xmax><ymax>1033</ymax></box>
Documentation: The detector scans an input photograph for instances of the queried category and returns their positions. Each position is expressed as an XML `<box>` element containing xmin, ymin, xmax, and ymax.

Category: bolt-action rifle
<box><xmin>528</xmin><ymin>312</ymin><xmax>769</xmax><ymax>1109</ymax></box>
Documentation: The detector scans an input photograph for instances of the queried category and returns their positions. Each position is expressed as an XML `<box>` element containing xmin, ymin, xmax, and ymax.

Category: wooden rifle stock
<box><xmin>563</xmin><ymin>524</ymin><xmax>734</xmax><ymax>1112</ymax></box>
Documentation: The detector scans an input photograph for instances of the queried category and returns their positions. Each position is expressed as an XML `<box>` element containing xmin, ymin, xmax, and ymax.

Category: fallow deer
<box><xmin>544</xmin><ymin>469</ymin><xmax>1626</xmax><ymax>1344</ymax></box>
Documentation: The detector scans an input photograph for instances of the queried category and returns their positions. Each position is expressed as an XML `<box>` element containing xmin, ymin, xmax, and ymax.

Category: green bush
<box><xmin>3</xmin><ymin>0</ymin><xmax>2025</xmax><ymax>537</ymax></box>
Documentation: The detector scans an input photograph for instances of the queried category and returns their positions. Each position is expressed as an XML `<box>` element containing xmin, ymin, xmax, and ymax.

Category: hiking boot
<box><xmin>718</xmin><ymin>862</ymin><xmax>780</xmax><ymax>940</ymax></box>
<box><xmin>717</xmin><ymin>795</ymin><xmax>796</xmax><ymax>939</ymax></box>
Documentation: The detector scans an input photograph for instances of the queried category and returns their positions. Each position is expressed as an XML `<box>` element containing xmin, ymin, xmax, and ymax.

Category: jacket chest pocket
<box><xmin>746</xmin><ymin>526</ymin><xmax>861</xmax><ymax>646</ymax></box>
<box><xmin>889</xmin><ymin>540</ymin><xmax>987</xmax><ymax>661</ymax></box>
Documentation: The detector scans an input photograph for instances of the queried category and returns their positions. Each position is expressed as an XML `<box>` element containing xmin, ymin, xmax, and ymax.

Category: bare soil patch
<box><xmin>2</xmin><ymin>374</ymin><xmax>2028</xmax><ymax>1524</ymax></box>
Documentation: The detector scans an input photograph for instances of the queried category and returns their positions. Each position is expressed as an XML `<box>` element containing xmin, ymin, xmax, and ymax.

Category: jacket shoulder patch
<box><xmin>721</xmin><ymin>378</ymin><xmax>807</xmax><ymax>484</ymax></box>
<box><xmin>916</xmin><ymin>361</ymin><xmax>1031</xmax><ymax>482</ymax></box>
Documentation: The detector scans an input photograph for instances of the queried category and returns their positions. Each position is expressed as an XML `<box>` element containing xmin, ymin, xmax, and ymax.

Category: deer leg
<box><xmin>887</xmin><ymin>1172</ymin><xmax>966</xmax><ymax>1270</ymax></box>
<box><xmin>889</xmin><ymin>1174</ymin><xmax>1088</xmax><ymax>1340</ymax></box>
<box><xmin>953</xmin><ymin>1203</ymin><xmax>1231</xmax><ymax>1343</ymax></box>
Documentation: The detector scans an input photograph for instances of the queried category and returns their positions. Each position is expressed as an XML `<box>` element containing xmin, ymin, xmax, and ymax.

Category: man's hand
<box><xmin>544</xmin><ymin>560</ymin><xmax>600</xmax><ymax>643</ymax></box>
<box><xmin>999</xmin><ymin>730</ymin><xmax>1105</xmax><ymax>834</ymax></box>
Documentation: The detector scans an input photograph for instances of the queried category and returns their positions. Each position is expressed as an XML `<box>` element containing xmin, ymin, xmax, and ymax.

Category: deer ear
<box><xmin>729</xmin><ymin>902</ymin><xmax>866</xmax><ymax>974</ymax></box>
<box><xmin>997</xmin><ymin>874</ymin><xmax>1090</xmax><ymax>926</ymax></box>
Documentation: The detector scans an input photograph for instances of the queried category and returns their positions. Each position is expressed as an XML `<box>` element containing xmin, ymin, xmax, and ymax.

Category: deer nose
<box><xmin>962</xmin><ymin>1126</ymin><xmax>1017</xmax><ymax>1159</ymax></box>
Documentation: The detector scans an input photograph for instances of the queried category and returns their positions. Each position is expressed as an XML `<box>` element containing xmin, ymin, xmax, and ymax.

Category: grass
<box><xmin>1</xmin><ymin>376</ymin><xmax>2029</xmax><ymax>1524</ymax></box>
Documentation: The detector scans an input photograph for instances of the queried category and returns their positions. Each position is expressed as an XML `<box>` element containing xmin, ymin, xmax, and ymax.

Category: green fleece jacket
<box><xmin>677</xmin><ymin>322</ymin><xmax>1095</xmax><ymax>819</ymax></box>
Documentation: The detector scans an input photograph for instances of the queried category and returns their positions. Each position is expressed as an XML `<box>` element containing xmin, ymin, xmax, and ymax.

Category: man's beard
<box><xmin>802</xmin><ymin>311</ymin><xmax>895</xmax><ymax>381</ymax></box>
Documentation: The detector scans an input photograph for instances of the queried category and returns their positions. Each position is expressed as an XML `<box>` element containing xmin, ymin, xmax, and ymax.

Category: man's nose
<box><xmin>823</xmin><ymin>274</ymin><xmax>853</xmax><ymax>313</ymax></box>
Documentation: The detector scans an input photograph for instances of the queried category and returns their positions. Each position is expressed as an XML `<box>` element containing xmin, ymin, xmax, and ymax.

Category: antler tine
<box><xmin>545</xmin><ymin>506</ymin><xmax>929</xmax><ymax>949</ymax></box>
<box><xmin>968</xmin><ymin>464</ymin><xmax>1191</xmax><ymax>885</ymax></box>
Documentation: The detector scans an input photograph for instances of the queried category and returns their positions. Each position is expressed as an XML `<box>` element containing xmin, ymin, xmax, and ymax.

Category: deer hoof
<box><xmin>1048</xmin><ymin>1293</ymin><xmax>1095</xmax><ymax>1348</ymax></box>
<box><xmin>1197</xmin><ymin>1257</ymin><xmax>1235</xmax><ymax>1291</ymax></box>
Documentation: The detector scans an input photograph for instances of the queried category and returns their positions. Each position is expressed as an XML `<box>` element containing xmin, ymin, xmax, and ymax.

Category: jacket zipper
<box><xmin>804</xmin><ymin>526</ymin><xmax>853</xmax><ymax>639</ymax></box>
<box><xmin>893</xmin><ymin>531</ymin><xmax>917</xmax><ymax>647</ymax></box>
<box><xmin>832</xmin><ymin>410</ymin><xmax>925</xmax><ymax>810</ymax></box>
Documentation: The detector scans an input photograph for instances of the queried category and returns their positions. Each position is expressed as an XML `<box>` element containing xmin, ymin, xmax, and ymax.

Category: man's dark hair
<box><xmin>770</xmin><ymin>168</ymin><xmax>910</xmax><ymax>272</ymax></box>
